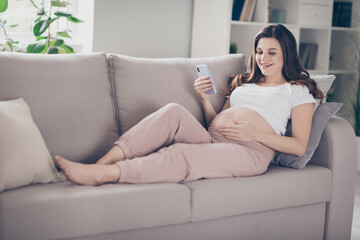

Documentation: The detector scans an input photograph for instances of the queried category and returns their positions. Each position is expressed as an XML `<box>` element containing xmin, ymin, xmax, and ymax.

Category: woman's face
<box><xmin>255</xmin><ymin>37</ymin><xmax>284</xmax><ymax>79</ymax></box>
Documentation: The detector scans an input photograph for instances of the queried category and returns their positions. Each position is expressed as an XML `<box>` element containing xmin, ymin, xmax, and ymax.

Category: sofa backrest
<box><xmin>107</xmin><ymin>54</ymin><xmax>246</xmax><ymax>134</ymax></box>
<box><xmin>0</xmin><ymin>52</ymin><xmax>246</xmax><ymax>164</ymax></box>
<box><xmin>0</xmin><ymin>52</ymin><xmax>119</xmax><ymax>164</ymax></box>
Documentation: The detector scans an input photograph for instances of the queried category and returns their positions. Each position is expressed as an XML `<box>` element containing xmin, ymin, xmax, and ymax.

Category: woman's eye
<box><xmin>269</xmin><ymin>52</ymin><xmax>276</xmax><ymax>55</ymax></box>
<box><xmin>256</xmin><ymin>51</ymin><xmax>263</xmax><ymax>54</ymax></box>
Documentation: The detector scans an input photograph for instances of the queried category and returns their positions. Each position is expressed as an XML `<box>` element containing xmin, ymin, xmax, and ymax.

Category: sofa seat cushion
<box><xmin>185</xmin><ymin>164</ymin><xmax>332</xmax><ymax>222</ymax></box>
<box><xmin>108</xmin><ymin>54</ymin><xmax>246</xmax><ymax>134</ymax></box>
<box><xmin>0</xmin><ymin>182</ymin><xmax>191</xmax><ymax>240</ymax></box>
<box><xmin>0</xmin><ymin>52</ymin><xmax>119</xmax><ymax>164</ymax></box>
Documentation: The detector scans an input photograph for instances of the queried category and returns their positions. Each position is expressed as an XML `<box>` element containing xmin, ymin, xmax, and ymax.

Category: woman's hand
<box><xmin>194</xmin><ymin>76</ymin><xmax>218</xmax><ymax>127</ymax></box>
<box><xmin>194</xmin><ymin>76</ymin><xmax>213</xmax><ymax>101</ymax></box>
<box><xmin>219</xmin><ymin>120</ymin><xmax>258</xmax><ymax>142</ymax></box>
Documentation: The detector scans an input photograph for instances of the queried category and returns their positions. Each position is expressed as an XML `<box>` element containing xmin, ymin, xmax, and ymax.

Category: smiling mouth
<box><xmin>261</xmin><ymin>63</ymin><xmax>272</xmax><ymax>69</ymax></box>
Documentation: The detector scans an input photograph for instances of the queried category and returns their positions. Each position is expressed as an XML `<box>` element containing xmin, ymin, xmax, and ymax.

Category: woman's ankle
<box><xmin>98</xmin><ymin>164</ymin><xmax>121</xmax><ymax>184</ymax></box>
<box><xmin>96</xmin><ymin>146</ymin><xmax>126</xmax><ymax>165</ymax></box>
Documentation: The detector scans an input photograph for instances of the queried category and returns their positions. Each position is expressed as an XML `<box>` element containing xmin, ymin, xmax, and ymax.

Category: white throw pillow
<box><xmin>0</xmin><ymin>98</ymin><xmax>63</xmax><ymax>192</ymax></box>
<box><xmin>311</xmin><ymin>75</ymin><xmax>336</xmax><ymax>109</ymax></box>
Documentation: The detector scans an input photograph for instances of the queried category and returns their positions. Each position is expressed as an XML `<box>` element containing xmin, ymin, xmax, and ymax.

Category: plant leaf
<box><xmin>33</xmin><ymin>20</ymin><xmax>50</xmax><ymax>36</ymax></box>
<box><xmin>56</xmin><ymin>31</ymin><xmax>71</xmax><ymax>39</ymax></box>
<box><xmin>27</xmin><ymin>41</ymin><xmax>46</xmax><ymax>53</ymax></box>
<box><xmin>60</xmin><ymin>44</ymin><xmax>74</xmax><ymax>53</ymax></box>
<box><xmin>51</xmin><ymin>0</ymin><xmax>70</xmax><ymax>7</ymax></box>
<box><xmin>29</xmin><ymin>0</ymin><xmax>39</xmax><ymax>9</ymax></box>
<box><xmin>54</xmin><ymin>11</ymin><xmax>72</xmax><ymax>17</ymax></box>
<box><xmin>36</xmin><ymin>36</ymin><xmax>48</xmax><ymax>41</ymax></box>
<box><xmin>48</xmin><ymin>46</ymin><xmax>58</xmax><ymax>54</ymax></box>
<box><xmin>57</xmin><ymin>47</ymin><xmax>66</xmax><ymax>54</ymax></box>
<box><xmin>9</xmin><ymin>24</ymin><xmax>18</xmax><ymax>28</ymax></box>
<box><xmin>66</xmin><ymin>16</ymin><xmax>83</xmax><ymax>23</ymax></box>
<box><xmin>48</xmin><ymin>40</ymin><xmax>55</xmax><ymax>46</ymax></box>
<box><xmin>50</xmin><ymin>17</ymin><xmax>59</xmax><ymax>23</ymax></box>
<box><xmin>0</xmin><ymin>0</ymin><xmax>8</xmax><ymax>13</ymax></box>
<box><xmin>34</xmin><ymin>16</ymin><xmax>42</xmax><ymax>23</ymax></box>
<box><xmin>54</xmin><ymin>39</ymin><xmax>64</xmax><ymax>46</ymax></box>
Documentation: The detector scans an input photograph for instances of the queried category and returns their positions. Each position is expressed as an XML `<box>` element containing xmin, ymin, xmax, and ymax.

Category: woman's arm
<box><xmin>219</xmin><ymin>103</ymin><xmax>314</xmax><ymax>157</ymax></box>
<box><xmin>194</xmin><ymin>76</ymin><xmax>230</xmax><ymax>127</ymax></box>
<box><xmin>255</xmin><ymin>103</ymin><xmax>314</xmax><ymax>156</ymax></box>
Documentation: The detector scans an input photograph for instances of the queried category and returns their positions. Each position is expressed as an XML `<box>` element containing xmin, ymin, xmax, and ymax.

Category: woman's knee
<box><xmin>162</xmin><ymin>103</ymin><xmax>187</xmax><ymax>115</ymax></box>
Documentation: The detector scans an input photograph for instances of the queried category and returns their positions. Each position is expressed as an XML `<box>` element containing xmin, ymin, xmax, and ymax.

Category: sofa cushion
<box><xmin>0</xmin><ymin>98</ymin><xmax>63</xmax><ymax>192</ymax></box>
<box><xmin>0</xmin><ymin>182</ymin><xmax>191</xmax><ymax>240</ymax></box>
<box><xmin>185</xmin><ymin>164</ymin><xmax>331</xmax><ymax>222</ymax></box>
<box><xmin>273</xmin><ymin>102</ymin><xmax>343</xmax><ymax>169</ymax></box>
<box><xmin>0</xmin><ymin>52</ymin><xmax>118</xmax><ymax>164</ymax></box>
<box><xmin>108</xmin><ymin>54</ymin><xmax>246</xmax><ymax>134</ymax></box>
<box><xmin>312</xmin><ymin>75</ymin><xmax>335</xmax><ymax>108</ymax></box>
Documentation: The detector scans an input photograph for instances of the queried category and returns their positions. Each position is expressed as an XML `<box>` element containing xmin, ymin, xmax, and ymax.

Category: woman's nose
<box><xmin>261</xmin><ymin>53</ymin><xmax>269</xmax><ymax>61</ymax></box>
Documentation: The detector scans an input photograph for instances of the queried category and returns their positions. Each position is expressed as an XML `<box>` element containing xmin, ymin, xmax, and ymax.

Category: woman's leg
<box><xmin>96</xmin><ymin>103</ymin><xmax>211</xmax><ymax>165</ymax></box>
<box><xmin>116</xmin><ymin>142</ymin><xmax>274</xmax><ymax>184</ymax></box>
<box><xmin>55</xmin><ymin>156</ymin><xmax>120</xmax><ymax>186</ymax></box>
<box><xmin>114</xmin><ymin>103</ymin><xmax>212</xmax><ymax>160</ymax></box>
<box><xmin>55</xmin><ymin>103</ymin><xmax>213</xmax><ymax>184</ymax></box>
<box><xmin>56</xmin><ymin>142</ymin><xmax>273</xmax><ymax>186</ymax></box>
<box><xmin>96</xmin><ymin>145</ymin><xmax>125</xmax><ymax>165</ymax></box>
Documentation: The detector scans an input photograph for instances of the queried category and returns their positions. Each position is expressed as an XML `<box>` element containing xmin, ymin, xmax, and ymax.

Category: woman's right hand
<box><xmin>193</xmin><ymin>76</ymin><xmax>213</xmax><ymax>101</ymax></box>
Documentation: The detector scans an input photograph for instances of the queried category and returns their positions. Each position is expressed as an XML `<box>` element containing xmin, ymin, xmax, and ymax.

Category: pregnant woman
<box><xmin>55</xmin><ymin>24</ymin><xmax>324</xmax><ymax>186</ymax></box>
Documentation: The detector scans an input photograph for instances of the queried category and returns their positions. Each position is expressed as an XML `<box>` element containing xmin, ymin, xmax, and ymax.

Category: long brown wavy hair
<box><xmin>227</xmin><ymin>24</ymin><xmax>324</xmax><ymax>100</ymax></box>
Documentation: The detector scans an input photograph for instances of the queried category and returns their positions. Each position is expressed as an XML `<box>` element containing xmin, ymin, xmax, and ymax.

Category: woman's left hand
<box><xmin>219</xmin><ymin>120</ymin><xmax>258</xmax><ymax>142</ymax></box>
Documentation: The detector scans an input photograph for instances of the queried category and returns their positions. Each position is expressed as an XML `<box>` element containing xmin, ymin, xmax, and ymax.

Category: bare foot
<box><xmin>55</xmin><ymin>156</ymin><xmax>120</xmax><ymax>186</ymax></box>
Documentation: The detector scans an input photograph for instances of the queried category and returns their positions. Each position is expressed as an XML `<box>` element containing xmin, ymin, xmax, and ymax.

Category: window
<box><xmin>1</xmin><ymin>0</ymin><xmax>81</xmax><ymax>51</ymax></box>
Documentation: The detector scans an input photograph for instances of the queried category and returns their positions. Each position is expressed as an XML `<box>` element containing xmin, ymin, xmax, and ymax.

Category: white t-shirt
<box><xmin>229</xmin><ymin>82</ymin><xmax>316</xmax><ymax>136</ymax></box>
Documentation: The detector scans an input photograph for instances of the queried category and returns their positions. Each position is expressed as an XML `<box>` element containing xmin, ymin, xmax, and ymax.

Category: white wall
<box><xmin>92</xmin><ymin>0</ymin><xmax>193</xmax><ymax>58</ymax></box>
<box><xmin>72</xmin><ymin>0</ymin><xmax>95</xmax><ymax>53</ymax></box>
<box><xmin>191</xmin><ymin>0</ymin><xmax>232</xmax><ymax>58</ymax></box>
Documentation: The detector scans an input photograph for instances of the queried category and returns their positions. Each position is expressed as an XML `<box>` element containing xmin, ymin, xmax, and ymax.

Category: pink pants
<box><xmin>114</xmin><ymin>103</ymin><xmax>274</xmax><ymax>183</ymax></box>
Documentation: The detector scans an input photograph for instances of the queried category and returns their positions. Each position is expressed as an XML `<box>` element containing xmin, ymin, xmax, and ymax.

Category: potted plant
<box><xmin>27</xmin><ymin>0</ymin><xmax>83</xmax><ymax>54</ymax></box>
<box><xmin>0</xmin><ymin>0</ymin><xmax>83</xmax><ymax>54</ymax></box>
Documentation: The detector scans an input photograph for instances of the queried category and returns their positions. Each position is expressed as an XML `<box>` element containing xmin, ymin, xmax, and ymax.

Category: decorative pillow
<box><xmin>311</xmin><ymin>75</ymin><xmax>335</xmax><ymax>108</ymax></box>
<box><xmin>273</xmin><ymin>102</ymin><xmax>343</xmax><ymax>169</ymax></box>
<box><xmin>0</xmin><ymin>98</ymin><xmax>64</xmax><ymax>192</ymax></box>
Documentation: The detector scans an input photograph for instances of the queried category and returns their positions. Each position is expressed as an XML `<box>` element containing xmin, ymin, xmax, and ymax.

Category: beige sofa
<box><xmin>0</xmin><ymin>52</ymin><xmax>356</xmax><ymax>240</ymax></box>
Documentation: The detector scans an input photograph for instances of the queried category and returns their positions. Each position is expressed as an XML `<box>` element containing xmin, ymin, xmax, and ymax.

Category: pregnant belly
<box><xmin>209</xmin><ymin>106</ymin><xmax>276</xmax><ymax>135</ymax></box>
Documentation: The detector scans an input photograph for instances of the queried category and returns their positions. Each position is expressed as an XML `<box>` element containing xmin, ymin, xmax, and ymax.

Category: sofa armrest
<box><xmin>310</xmin><ymin>116</ymin><xmax>357</xmax><ymax>240</ymax></box>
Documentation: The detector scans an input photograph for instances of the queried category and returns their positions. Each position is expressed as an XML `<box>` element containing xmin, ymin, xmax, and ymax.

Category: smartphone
<box><xmin>196</xmin><ymin>64</ymin><xmax>217</xmax><ymax>95</ymax></box>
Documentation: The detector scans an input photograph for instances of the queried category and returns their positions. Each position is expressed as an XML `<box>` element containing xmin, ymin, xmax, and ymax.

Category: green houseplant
<box><xmin>0</xmin><ymin>0</ymin><xmax>20</xmax><ymax>52</ymax></box>
<box><xmin>0</xmin><ymin>0</ymin><xmax>83</xmax><ymax>53</ymax></box>
<box><xmin>0</xmin><ymin>19</ymin><xmax>19</xmax><ymax>52</ymax></box>
<box><xmin>27</xmin><ymin>0</ymin><xmax>83</xmax><ymax>54</ymax></box>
